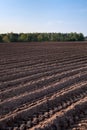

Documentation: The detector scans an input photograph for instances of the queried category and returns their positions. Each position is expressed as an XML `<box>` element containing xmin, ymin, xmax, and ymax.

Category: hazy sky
<box><xmin>0</xmin><ymin>0</ymin><xmax>87</xmax><ymax>35</ymax></box>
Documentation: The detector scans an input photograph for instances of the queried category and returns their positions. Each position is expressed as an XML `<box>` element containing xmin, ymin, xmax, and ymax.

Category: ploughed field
<box><xmin>0</xmin><ymin>42</ymin><xmax>87</xmax><ymax>130</ymax></box>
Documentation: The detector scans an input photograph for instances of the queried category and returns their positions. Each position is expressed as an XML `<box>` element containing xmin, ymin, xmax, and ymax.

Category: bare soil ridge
<box><xmin>0</xmin><ymin>42</ymin><xmax>87</xmax><ymax>130</ymax></box>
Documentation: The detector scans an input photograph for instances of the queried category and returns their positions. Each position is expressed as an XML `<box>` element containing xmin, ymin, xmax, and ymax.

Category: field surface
<box><xmin>0</xmin><ymin>42</ymin><xmax>87</xmax><ymax>130</ymax></box>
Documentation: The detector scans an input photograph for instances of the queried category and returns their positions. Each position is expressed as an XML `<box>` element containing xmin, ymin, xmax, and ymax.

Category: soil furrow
<box><xmin>0</xmin><ymin>72</ymin><xmax>87</xmax><ymax>117</ymax></box>
<box><xmin>0</xmin><ymin>81</ymin><xmax>87</xmax><ymax>129</ymax></box>
<box><xmin>0</xmin><ymin>66</ymin><xmax>87</xmax><ymax>101</ymax></box>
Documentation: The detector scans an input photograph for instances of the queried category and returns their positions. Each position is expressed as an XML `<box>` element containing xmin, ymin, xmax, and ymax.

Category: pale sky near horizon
<box><xmin>0</xmin><ymin>0</ymin><xmax>87</xmax><ymax>35</ymax></box>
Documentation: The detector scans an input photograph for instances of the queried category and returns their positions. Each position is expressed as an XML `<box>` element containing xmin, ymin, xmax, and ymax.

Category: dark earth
<box><xmin>0</xmin><ymin>42</ymin><xmax>87</xmax><ymax>130</ymax></box>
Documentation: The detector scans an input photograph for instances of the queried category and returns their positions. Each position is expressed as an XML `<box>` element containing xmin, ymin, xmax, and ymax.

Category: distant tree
<box><xmin>42</xmin><ymin>33</ymin><xmax>49</xmax><ymax>41</ymax></box>
<box><xmin>68</xmin><ymin>33</ymin><xmax>77</xmax><ymax>41</ymax></box>
<box><xmin>18</xmin><ymin>33</ymin><xmax>28</xmax><ymax>42</ymax></box>
<box><xmin>78</xmin><ymin>33</ymin><xmax>84</xmax><ymax>41</ymax></box>
<box><xmin>31</xmin><ymin>33</ymin><xmax>38</xmax><ymax>41</ymax></box>
<box><xmin>2</xmin><ymin>35</ymin><xmax>10</xmax><ymax>43</ymax></box>
<box><xmin>8</xmin><ymin>33</ymin><xmax>19</xmax><ymax>42</ymax></box>
<box><xmin>37</xmin><ymin>34</ymin><xmax>43</xmax><ymax>41</ymax></box>
<box><xmin>0</xmin><ymin>32</ymin><xmax>85</xmax><ymax>43</ymax></box>
<box><xmin>27</xmin><ymin>33</ymin><xmax>32</xmax><ymax>42</ymax></box>
<box><xmin>0</xmin><ymin>35</ymin><xmax>2</xmax><ymax>42</ymax></box>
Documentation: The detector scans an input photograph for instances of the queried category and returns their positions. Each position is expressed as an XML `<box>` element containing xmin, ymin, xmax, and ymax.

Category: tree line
<box><xmin>0</xmin><ymin>32</ymin><xmax>85</xmax><ymax>42</ymax></box>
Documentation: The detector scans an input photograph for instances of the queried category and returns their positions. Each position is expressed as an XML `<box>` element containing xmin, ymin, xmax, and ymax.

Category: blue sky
<box><xmin>0</xmin><ymin>0</ymin><xmax>87</xmax><ymax>35</ymax></box>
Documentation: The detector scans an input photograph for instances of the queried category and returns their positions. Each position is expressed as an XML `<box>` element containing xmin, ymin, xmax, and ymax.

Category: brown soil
<box><xmin>0</xmin><ymin>42</ymin><xmax>87</xmax><ymax>130</ymax></box>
